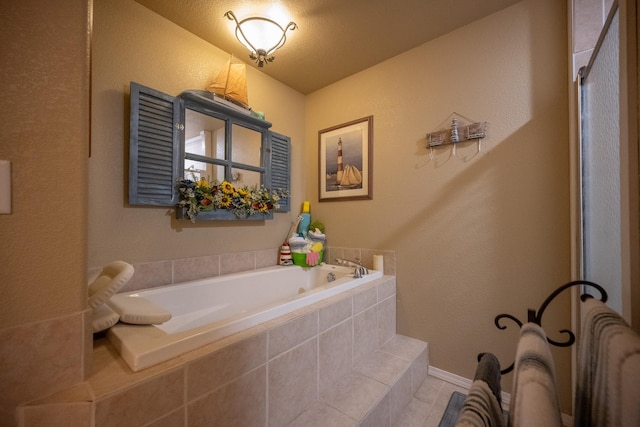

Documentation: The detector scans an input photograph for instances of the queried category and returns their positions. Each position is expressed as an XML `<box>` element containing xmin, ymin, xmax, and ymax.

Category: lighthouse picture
<box><xmin>318</xmin><ymin>116</ymin><xmax>373</xmax><ymax>201</ymax></box>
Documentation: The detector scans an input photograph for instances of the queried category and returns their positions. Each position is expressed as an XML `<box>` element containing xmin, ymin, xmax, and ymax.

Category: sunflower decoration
<box><xmin>177</xmin><ymin>176</ymin><xmax>289</xmax><ymax>222</ymax></box>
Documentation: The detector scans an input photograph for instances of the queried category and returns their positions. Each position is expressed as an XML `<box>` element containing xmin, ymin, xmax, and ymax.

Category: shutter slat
<box><xmin>129</xmin><ymin>82</ymin><xmax>180</xmax><ymax>206</ymax></box>
<box><xmin>269</xmin><ymin>131</ymin><xmax>291</xmax><ymax>212</ymax></box>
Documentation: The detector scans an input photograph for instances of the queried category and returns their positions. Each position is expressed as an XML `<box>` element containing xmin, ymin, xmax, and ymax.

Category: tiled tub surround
<box><xmin>104</xmin><ymin>247</ymin><xmax>396</xmax><ymax>294</ymax></box>
<box><xmin>20</xmin><ymin>273</ymin><xmax>428</xmax><ymax>427</ymax></box>
<box><xmin>12</xmin><ymin>247</ymin><xmax>398</xmax><ymax>426</ymax></box>
<box><xmin>108</xmin><ymin>264</ymin><xmax>383</xmax><ymax>371</ymax></box>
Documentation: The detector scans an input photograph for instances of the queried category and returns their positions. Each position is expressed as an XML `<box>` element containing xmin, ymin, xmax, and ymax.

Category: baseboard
<box><xmin>427</xmin><ymin>365</ymin><xmax>512</xmax><ymax>407</ymax></box>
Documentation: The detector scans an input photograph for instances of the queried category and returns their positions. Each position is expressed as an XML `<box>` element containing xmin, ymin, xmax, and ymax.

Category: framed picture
<box><xmin>318</xmin><ymin>116</ymin><xmax>373</xmax><ymax>201</ymax></box>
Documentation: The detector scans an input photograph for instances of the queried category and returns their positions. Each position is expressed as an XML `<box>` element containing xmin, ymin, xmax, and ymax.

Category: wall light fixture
<box><xmin>225</xmin><ymin>11</ymin><xmax>297</xmax><ymax>67</ymax></box>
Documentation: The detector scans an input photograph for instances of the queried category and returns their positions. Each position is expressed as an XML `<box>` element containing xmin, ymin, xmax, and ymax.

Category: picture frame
<box><xmin>318</xmin><ymin>116</ymin><xmax>373</xmax><ymax>201</ymax></box>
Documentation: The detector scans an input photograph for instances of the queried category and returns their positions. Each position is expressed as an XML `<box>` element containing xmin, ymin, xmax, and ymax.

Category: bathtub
<box><xmin>107</xmin><ymin>263</ymin><xmax>383</xmax><ymax>371</ymax></box>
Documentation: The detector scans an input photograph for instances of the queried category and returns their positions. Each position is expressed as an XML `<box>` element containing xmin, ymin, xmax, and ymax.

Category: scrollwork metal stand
<box><xmin>480</xmin><ymin>280</ymin><xmax>608</xmax><ymax>374</ymax></box>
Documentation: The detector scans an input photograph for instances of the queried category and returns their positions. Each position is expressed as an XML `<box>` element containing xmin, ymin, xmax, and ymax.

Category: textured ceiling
<box><xmin>135</xmin><ymin>0</ymin><xmax>522</xmax><ymax>94</ymax></box>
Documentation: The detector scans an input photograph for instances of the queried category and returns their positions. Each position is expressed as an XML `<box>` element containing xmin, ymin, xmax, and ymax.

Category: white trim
<box><xmin>428</xmin><ymin>365</ymin><xmax>512</xmax><ymax>407</ymax></box>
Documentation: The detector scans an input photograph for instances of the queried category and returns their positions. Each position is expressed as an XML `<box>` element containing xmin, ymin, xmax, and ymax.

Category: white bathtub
<box><xmin>107</xmin><ymin>263</ymin><xmax>383</xmax><ymax>371</ymax></box>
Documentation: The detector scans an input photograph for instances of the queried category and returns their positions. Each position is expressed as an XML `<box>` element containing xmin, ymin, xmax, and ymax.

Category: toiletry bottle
<box><xmin>298</xmin><ymin>201</ymin><xmax>311</xmax><ymax>238</ymax></box>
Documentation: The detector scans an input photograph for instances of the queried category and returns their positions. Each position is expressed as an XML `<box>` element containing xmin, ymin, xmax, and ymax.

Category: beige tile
<box><xmin>353</xmin><ymin>307</ymin><xmax>378</xmax><ymax>366</ymax></box>
<box><xmin>180</xmin><ymin>325</ymin><xmax>266</xmax><ymax>363</ymax></box>
<box><xmin>389</xmin><ymin>368</ymin><xmax>413</xmax><ymax>425</ymax></box>
<box><xmin>255</xmin><ymin>247</ymin><xmax>278</xmax><ymax>268</ymax></box>
<box><xmin>90</xmin><ymin>338</ymin><xmax>184</xmax><ymax>399</ymax></box>
<box><xmin>173</xmin><ymin>255</ymin><xmax>219</xmax><ymax>283</ymax></box>
<box><xmin>359</xmin><ymin>393</ymin><xmax>389</xmax><ymax>427</ymax></box>
<box><xmin>82</xmin><ymin>309</ymin><xmax>93</xmax><ymax>381</ymax></box>
<box><xmin>377</xmin><ymin>276</ymin><xmax>396</xmax><ymax>301</ymax></box>
<box><xmin>410</xmin><ymin>347</ymin><xmax>429</xmax><ymax>396</ymax></box>
<box><xmin>145</xmin><ymin>407</ymin><xmax>186</xmax><ymax>427</ymax></box>
<box><xmin>429</xmin><ymin>382</ymin><xmax>468</xmax><ymax>418</ymax></box>
<box><xmin>95</xmin><ymin>368</ymin><xmax>184</xmax><ymax>427</ymax></box>
<box><xmin>0</xmin><ymin>313</ymin><xmax>84</xmax><ymax>427</ymax></box>
<box><xmin>381</xmin><ymin>250</ymin><xmax>396</xmax><ymax>276</ymax></box>
<box><xmin>20</xmin><ymin>403</ymin><xmax>92</xmax><ymax>427</ymax></box>
<box><xmin>380</xmin><ymin>335</ymin><xmax>427</xmax><ymax>363</ymax></box>
<box><xmin>353</xmin><ymin>286</ymin><xmax>377</xmax><ymax>314</ymax></box>
<box><xmin>354</xmin><ymin>351</ymin><xmax>410</xmax><ymax>387</ymax></box>
<box><xmin>326</xmin><ymin>247</ymin><xmax>344</xmax><ymax>265</ymax></box>
<box><xmin>319</xmin><ymin>319</ymin><xmax>353</xmax><ymax>394</ymax></box>
<box><xmin>268</xmin><ymin>338</ymin><xmax>318</xmax><ymax>426</ymax></box>
<box><xmin>342</xmin><ymin>248</ymin><xmax>362</xmax><ymax>263</ymax></box>
<box><xmin>187</xmin><ymin>366</ymin><xmax>266</xmax><ymax>427</ymax></box>
<box><xmin>377</xmin><ymin>296</ymin><xmax>397</xmax><ymax>346</ymax></box>
<box><xmin>186</xmin><ymin>332</ymin><xmax>266</xmax><ymax>400</ymax></box>
<box><xmin>319</xmin><ymin>296</ymin><xmax>352</xmax><ymax>332</ymax></box>
<box><xmin>322</xmin><ymin>373</ymin><xmax>388</xmax><ymax>421</ymax></box>
<box><xmin>422</xmin><ymin>410</ymin><xmax>446</xmax><ymax>427</ymax></box>
<box><xmin>219</xmin><ymin>251</ymin><xmax>254</xmax><ymax>275</ymax></box>
<box><xmin>414</xmin><ymin>375</ymin><xmax>445</xmax><ymax>408</ymax></box>
<box><xmin>359</xmin><ymin>248</ymin><xmax>375</xmax><ymax>270</ymax></box>
<box><xmin>288</xmin><ymin>401</ymin><xmax>357</xmax><ymax>427</ymax></box>
<box><xmin>122</xmin><ymin>260</ymin><xmax>172</xmax><ymax>292</ymax></box>
<box><xmin>394</xmin><ymin>398</ymin><xmax>431</xmax><ymax>427</ymax></box>
<box><xmin>268</xmin><ymin>311</ymin><xmax>318</xmax><ymax>358</ymax></box>
<box><xmin>419</xmin><ymin>378</ymin><xmax>468</xmax><ymax>427</ymax></box>
<box><xmin>22</xmin><ymin>382</ymin><xmax>92</xmax><ymax>406</ymax></box>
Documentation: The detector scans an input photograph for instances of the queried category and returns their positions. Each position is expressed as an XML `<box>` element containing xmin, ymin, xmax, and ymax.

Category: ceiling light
<box><xmin>225</xmin><ymin>11</ymin><xmax>297</xmax><ymax>67</ymax></box>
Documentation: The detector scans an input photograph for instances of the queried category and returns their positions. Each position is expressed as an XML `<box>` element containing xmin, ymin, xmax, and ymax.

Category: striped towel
<box><xmin>574</xmin><ymin>298</ymin><xmax>640</xmax><ymax>427</ymax></box>
<box><xmin>473</xmin><ymin>353</ymin><xmax>502</xmax><ymax>408</ymax></box>
<box><xmin>508</xmin><ymin>323</ymin><xmax>562</xmax><ymax>427</ymax></box>
<box><xmin>452</xmin><ymin>353</ymin><xmax>504</xmax><ymax>427</ymax></box>
<box><xmin>455</xmin><ymin>380</ymin><xmax>505</xmax><ymax>427</ymax></box>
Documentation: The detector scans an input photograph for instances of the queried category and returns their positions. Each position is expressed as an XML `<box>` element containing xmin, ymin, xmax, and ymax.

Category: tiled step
<box><xmin>288</xmin><ymin>334</ymin><xmax>428</xmax><ymax>426</ymax></box>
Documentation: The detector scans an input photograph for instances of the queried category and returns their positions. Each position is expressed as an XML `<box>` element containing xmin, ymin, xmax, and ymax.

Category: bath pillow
<box><xmin>107</xmin><ymin>294</ymin><xmax>172</xmax><ymax>325</ymax></box>
<box><xmin>88</xmin><ymin>260</ymin><xmax>135</xmax><ymax>310</ymax></box>
<box><xmin>92</xmin><ymin>303</ymin><xmax>120</xmax><ymax>333</ymax></box>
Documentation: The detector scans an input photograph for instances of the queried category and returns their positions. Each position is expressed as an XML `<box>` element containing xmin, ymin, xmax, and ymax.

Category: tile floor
<box><xmin>393</xmin><ymin>374</ymin><xmax>468</xmax><ymax>427</ymax></box>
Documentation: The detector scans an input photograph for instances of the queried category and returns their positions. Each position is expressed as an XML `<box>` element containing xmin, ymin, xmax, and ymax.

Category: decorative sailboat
<box><xmin>335</xmin><ymin>138</ymin><xmax>362</xmax><ymax>187</ymax></box>
<box><xmin>339</xmin><ymin>165</ymin><xmax>362</xmax><ymax>187</ymax></box>
<box><xmin>206</xmin><ymin>55</ymin><xmax>250</xmax><ymax>110</ymax></box>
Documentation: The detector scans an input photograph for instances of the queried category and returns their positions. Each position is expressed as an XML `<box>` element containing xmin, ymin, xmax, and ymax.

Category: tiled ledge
<box><xmin>89</xmin><ymin>247</ymin><xmax>396</xmax><ymax>294</ymax></box>
<box><xmin>19</xmin><ymin>274</ymin><xmax>402</xmax><ymax>427</ymax></box>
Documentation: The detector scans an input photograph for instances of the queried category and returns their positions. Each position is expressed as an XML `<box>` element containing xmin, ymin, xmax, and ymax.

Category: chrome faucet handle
<box><xmin>353</xmin><ymin>265</ymin><xmax>368</xmax><ymax>278</ymax></box>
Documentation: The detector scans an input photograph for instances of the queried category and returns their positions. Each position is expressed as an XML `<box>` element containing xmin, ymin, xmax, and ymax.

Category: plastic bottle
<box><xmin>298</xmin><ymin>201</ymin><xmax>311</xmax><ymax>237</ymax></box>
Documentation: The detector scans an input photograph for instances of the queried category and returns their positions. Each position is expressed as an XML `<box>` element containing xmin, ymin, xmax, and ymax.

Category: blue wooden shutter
<box><xmin>129</xmin><ymin>82</ymin><xmax>182</xmax><ymax>206</ymax></box>
<box><xmin>269</xmin><ymin>131</ymin><xmax>291</xmax><ymax>212</ymax></box>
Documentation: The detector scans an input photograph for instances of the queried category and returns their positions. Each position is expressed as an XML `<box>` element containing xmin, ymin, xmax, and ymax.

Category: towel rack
<box><xmin>425</xmin><ymin>112</ymin><xmax>487</xmax><ymax>162</ymax></box>
<box><xmin>481</xmin><ymin>280</ymin><xmax>608</xmax><ymax>374</ymax></box>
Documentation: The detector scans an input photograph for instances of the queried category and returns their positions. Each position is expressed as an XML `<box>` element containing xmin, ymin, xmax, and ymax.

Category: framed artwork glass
<box><xmin>318</xmin><ymin>116</ymin><xmax>373</xmax><ymax>201</ymax></box>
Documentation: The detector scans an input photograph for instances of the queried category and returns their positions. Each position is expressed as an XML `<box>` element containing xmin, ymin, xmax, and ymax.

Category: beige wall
<box><xmin>0</xmin><ymin>0</ymin><xmax>89</xmax><ymax>328</ymax></box>
<box><xmin>0</xmin><ymin>0</ymin><xmax>582</xmax><ymax>422</ymax></box>
<box><xmin>306</xmin><ymin>0</ymin><xmax>572</xmax><ymax>409</ymax></box>
<box><xmin>0</xmin><ymin>0</ymin><xmax>91</xmax><ymax>425</ymax></box>
<box><xmin>89</xmin><ymin>0</ymin><xmax>306</xmax><ymax>268</ymax></box>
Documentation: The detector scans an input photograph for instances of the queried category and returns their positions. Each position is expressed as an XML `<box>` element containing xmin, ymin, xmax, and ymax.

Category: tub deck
<box><xmin>108</xmin><ymin>264</ymin><xmax>382</xmax><ymax>371</ymax></box>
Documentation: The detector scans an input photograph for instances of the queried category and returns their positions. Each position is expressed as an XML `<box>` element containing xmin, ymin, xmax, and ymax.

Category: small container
<box><xmin>292</xmin><ymin>251</ymin><xmax>323</xmax><ymax>267</ymax></box>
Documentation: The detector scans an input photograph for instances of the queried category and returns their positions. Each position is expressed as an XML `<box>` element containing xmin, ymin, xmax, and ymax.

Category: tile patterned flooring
<box><xmin>393</xmin><ymin>374</ymin><xmax>468</xmax><ymax>427</ymax></box>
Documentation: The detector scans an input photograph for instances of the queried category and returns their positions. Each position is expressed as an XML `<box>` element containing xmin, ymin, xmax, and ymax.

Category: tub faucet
<box><xmin>335</xmin><ymin>258</ymin><xmax>368</xmax><ymax>278</ymax></box>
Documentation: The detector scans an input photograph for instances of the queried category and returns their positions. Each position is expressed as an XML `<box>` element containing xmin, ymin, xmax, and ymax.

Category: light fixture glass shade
<box><xmin>225</xmin><ymin>11</ymin><xmax>297</xmax><ymax>67</ymax></box>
